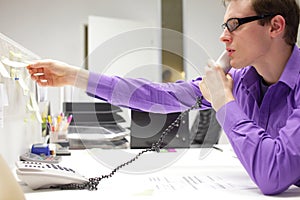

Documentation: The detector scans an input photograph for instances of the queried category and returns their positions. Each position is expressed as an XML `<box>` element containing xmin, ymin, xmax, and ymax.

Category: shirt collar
<box><xmin>240</xmin><ymin>66</ymin><xmax>261</xmax><ymax>89</ymax></box>
<box><xmin>279</xmin><ymin>45</ymin><xmax>300</xmax><ymax>89</ymax></box>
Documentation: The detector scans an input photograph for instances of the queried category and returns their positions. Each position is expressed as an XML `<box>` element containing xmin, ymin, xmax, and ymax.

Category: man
<box><xmin>27</xmin><ymin>0</ymin><xmax>300</xmax><ymax>195</ymax></box>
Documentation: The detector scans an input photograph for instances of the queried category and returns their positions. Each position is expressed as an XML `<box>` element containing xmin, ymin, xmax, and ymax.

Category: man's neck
<box><xmin>255</xmin><ymin>44</ymin><xmax>293</xmax><ymax>85</ymax></box>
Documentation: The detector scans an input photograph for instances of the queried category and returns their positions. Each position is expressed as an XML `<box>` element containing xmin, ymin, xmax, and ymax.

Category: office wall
<box><xmin>0</xmin><ymin>0</ymin><xmax>160</xmax><ymax>114</ymax></box>
<box><xmin>183</xmin><ymin>0</ymin><xmax>225</xmax><ymax>80</ymax></box>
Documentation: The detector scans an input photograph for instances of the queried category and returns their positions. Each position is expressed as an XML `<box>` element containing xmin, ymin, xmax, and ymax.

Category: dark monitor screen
<box><xmin>130</xmin><ymin>110</ymin><xmax>189</xmax><ymax>149</ymax></box>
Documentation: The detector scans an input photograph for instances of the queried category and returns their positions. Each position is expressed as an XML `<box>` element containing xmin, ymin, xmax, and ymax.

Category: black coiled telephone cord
<box><xmin>60</xmin><ymin>96</ymin><xmax>203</xmax><ymax>190</ymax></box>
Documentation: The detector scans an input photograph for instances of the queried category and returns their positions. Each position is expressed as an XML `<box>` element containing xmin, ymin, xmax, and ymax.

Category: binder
<box><xmin>63</xmin><ymin>102</ymin><xmax>129</xmax><ymax>149</ymax></box>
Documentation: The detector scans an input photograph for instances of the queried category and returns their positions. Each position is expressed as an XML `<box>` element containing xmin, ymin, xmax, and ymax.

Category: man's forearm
<box><xmin>73</xmin><ymin>68</ymin><xmax>89</xmax><ymax>90</ymax></box>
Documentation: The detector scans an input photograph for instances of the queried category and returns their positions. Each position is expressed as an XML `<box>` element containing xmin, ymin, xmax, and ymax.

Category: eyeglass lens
<box><xmin>226</xmin><ymin>19</ymin><xmax>239</xmax><ymax>32</ymax></box>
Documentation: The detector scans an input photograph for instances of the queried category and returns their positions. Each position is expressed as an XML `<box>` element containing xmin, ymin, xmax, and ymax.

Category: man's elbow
<box><xmin>256</xmin><ymin>179</ymin><xmax>289</xmax><ymax>195</ymax></box>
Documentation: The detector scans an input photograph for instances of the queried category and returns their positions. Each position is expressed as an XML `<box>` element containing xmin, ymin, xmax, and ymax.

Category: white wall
<box><xmin>0</xmin><ymin>0</ymin><xmax>161</xmax><ymax>114</ymax></box>
<box><xmin>183</xmin><ymin>0</ymin><xmax>225</xmax><ymax>80</ymax></box>
<box><xmin>88</xmin><ymin>16</ymin><xmax>161</xmax><ymax>80</ymax></box>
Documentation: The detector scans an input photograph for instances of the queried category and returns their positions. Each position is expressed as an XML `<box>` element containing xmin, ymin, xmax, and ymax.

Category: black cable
<box><xmin>60</xmin><ymin>96</ymin><xmax>203</xmax><ymax>190</ymax></box>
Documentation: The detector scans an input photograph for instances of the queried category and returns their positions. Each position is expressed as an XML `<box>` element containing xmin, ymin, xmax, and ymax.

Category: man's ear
<box><xmin>269</xmin><ymin>15</ymin><xmax>285</xmax><ymax>36</ymax></box>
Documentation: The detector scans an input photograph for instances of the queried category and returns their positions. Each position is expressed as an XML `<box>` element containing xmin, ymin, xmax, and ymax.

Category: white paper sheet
<box><xmin>147</xmin><ymin>174</ymin><xmax>256</xmax><ymax>191</ymax></box>
<box><xmin>1</xmin><ymin>57</ymin><xmax>28</xmax><ymax>68</ymax></box>
<box><xmin>0</xmin><ymin>62</ymin><xmax>10</xmax><ymax>78</ymax></box>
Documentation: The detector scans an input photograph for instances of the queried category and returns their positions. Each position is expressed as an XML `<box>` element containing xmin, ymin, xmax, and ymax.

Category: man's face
<box><xmin>220</xmin><ymin>0</ymin><xmax>272</xmax><ymax>69</ymax></box>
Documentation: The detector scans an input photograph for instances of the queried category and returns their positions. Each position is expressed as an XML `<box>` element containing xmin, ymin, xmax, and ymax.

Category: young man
<box><xmin>27</xmin><ymin>0</ymin><xmax>300</xmax><ymax>195</ymax></box>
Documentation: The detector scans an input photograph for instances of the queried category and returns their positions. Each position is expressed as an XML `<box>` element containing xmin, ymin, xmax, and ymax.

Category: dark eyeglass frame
<box><xmin>222</xmin><ymin>14</ymin><xmax>276</xmax><ymax>32</ymax></box>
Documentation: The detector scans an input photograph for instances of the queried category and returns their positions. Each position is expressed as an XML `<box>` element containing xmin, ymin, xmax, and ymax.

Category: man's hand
<box><xmin>27</xmin><ymin>59</ymin><xmax>79</xmax><ymax>87</ymax></box>
<box><xmin>199</xmin><ymin>65</ymin><xmax>235</xmax><ymax>111</ymax></box>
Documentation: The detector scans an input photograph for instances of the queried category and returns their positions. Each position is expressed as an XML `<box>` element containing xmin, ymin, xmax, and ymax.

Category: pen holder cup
<box><xmin>49</xmin><ymin>130</ymin><xmax>68</xmax><ymax>144</ymax></box>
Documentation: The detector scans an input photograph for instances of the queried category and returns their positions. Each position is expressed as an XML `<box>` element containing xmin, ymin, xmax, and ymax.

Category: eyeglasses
<box><xmin>222</xmin><ymin>14</ymin><xmax>276</xmax><ymax>32</ymax></box>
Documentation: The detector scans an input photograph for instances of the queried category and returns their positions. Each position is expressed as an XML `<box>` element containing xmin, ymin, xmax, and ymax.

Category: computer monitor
<box><xmin>130</xmin><ymin>110</ymin><xmax>189</xmax><ymax>149</ymax></box>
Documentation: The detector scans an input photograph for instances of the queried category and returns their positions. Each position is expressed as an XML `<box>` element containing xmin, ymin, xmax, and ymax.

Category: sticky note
<box><xmin>17</xmin><ymin>77</ymin><xmax>29</xmax><ymax>95</ymax></box>
<box><xmin>1</xmin><ymin>57</ymin><xmax>28</xmax><ymax>68</ymax></box>
<box><xmin>0</xmin><ymin>61</ymin><xmax>10</xmax><ymax>78</ymax></box>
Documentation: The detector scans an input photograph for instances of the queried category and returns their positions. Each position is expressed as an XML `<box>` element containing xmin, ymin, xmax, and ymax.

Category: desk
<box><xmin>20</xmin><ymin>145</ymin><xmax>300</xmax><ymax>200</ymax></box>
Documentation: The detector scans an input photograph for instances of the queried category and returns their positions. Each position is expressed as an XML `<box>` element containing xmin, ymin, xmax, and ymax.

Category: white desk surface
<box><xmin>20</xmin><ymin>145</ymin><xmax>300</xmax><ymax>200</ymax></box>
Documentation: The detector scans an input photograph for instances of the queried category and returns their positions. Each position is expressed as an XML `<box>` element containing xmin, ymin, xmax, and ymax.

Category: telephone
<box><xmin>207</xmin><ymin>50</ymin><xmax>231</xmax><ymax>73</ymax></box>
<box><xmin>16</xmin><ymin>161</ymin><xmax>88</xmax><ymax>189</ymax></box>
<box><xmin>15</xmin><ymin>50</ymin><xmax>231</xmax><ymax>191</ymax></box>
<box><xmin>20</xmin><ymin>152</ymin><xmax>62</xmax><ymax>164</ymax></box>
<box><xmin>216</xmin><ymin>50</ymin><xmax>231</xmax><ymax>73</ymax></box>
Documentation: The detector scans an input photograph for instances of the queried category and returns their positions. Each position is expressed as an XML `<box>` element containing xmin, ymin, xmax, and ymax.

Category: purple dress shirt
<box><xmin>86</xmin><ymin>45</ymin><xmax>300</xmax><ymax>195</ymax></box>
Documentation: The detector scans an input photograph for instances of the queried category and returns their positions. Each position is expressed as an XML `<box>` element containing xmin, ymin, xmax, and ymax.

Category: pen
<box><xmin>63</xmin><ymin>114</ymin><xmax>72</xmax><ymax>130</ymax></box>
<box><xmin>46</xmin><ymin>122</ymin><xmax>51</xmax><ymax>130</ymax></box>
<box><xmin>47</xmin><ymin>115</ymin><xmax>52</xmax><ymax>125</ymax></box>
<box><xmin>60</xmin><ymin>112</ymin><xmax>64</xmax><ymax>118</ymax></box>
<box><xmin>47</xmin><ymin>115</ymin><xmax>55</xmax><ymax>132</ymax></box>
<box><xmin>212</xmin><ymin>145</ymin><xmax>223</xmax><ymax>152</ymax></box>
<box><xmin>57</xmin><ymin>115</ymin><xmax>62</xmax><ymax>124</ymax></box>
<box><xmin>56</xmin><ymin>115</ymin><xmax>62</xmax><ymax>131</ymax></box>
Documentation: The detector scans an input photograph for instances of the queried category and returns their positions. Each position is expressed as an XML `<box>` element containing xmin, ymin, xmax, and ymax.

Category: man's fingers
<box><xmin>27</xmin><ymin>66</ymin><xmax>44</xmax><ymax>74</ymax></box>
<box><xmin>37</xmin><ymin>80</ymin><xmax>48</xmax><ymax>87</ymax></box>
<box><xmin>226</xmin><ymin>73</ymin><xmax>233</xmax><ymax>80</ymax></box>
<box><xmin>30</xmin><ymin>74</ymin><xmax>38</xmax><ymax>81</ymax></box>
<box><xmin>207</xmin><ymin>59</ymin><xmax>217</xmax><ymax>68</ymax></box>
<box><xmin>33</xmin><ymin>72</ymin><xmax>44</xmax><ymax>76</ymax></box>
<box><xmin>30</xmin><ymin>73</ymin><xmax>47</xmax><ymax>82</ymax></box>
<box><xmin>199</xmin><ymin>78</ymin><xmax>212</xmax><ymax>103</ymax></box>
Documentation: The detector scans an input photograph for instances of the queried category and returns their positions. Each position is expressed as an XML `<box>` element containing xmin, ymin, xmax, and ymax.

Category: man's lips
<box><xmin>227</xmin><ymin>49</ymin><xmax>235</xmax><ymax>57</ymax></box>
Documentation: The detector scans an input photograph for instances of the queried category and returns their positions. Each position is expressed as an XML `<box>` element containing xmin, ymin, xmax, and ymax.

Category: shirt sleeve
<box><xmin>86</xmin><ymin>72</ymin><xmax>211</xmax><ymax>113</ymax></box>
<box><xmin>216</xmin><ymin>89</ymin><xmax>300</xmax><ymax>195</ymax></box>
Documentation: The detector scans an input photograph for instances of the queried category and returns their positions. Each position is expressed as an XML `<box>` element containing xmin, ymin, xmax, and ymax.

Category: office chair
<box><xmin>190</xmin><ymin>109</ymin><xmax>221</xmax><ymax>147</ymax></box>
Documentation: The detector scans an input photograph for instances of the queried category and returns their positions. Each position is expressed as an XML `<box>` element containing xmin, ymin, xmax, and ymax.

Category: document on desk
<box><xmin>147</xmin><ymin>174</ymin><xmax>257</xmax><ymax>191</ymax></box>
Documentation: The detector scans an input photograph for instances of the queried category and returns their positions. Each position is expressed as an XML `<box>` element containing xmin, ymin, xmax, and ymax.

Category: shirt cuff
<box><xmin>86</xmin><ymin>72</ymin><xmax>114</xmax><ymax>101</ymax></box>
<box><xmin>74</xmin><ymin>69</ymin><xmax>89</xmax><ymax>90</ymax></box>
